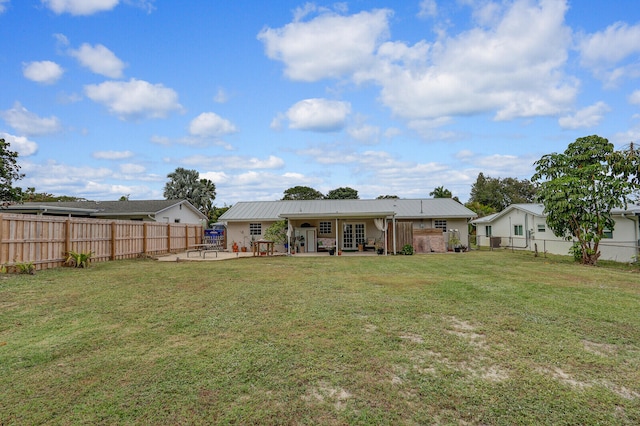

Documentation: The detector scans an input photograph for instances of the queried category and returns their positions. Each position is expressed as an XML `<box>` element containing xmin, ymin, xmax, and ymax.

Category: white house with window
<box><xmin>218</xmin><ymin>199</ymin><xmax>476</xmax><ymax>254</ymax></box>
<box><xmin>471</xmin><ymin>203</ymin><xmax>640</xmax><ymax>262</ymax></box>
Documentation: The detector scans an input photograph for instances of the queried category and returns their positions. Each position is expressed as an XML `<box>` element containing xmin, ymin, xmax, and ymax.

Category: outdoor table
<box><xmin>252</xmin><ymin>239</ymin><xmax>275</xmax><ymax>256</ymax></box>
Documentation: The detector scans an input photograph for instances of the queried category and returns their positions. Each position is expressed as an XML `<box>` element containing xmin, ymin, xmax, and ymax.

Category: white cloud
<box><xmin>258</xmin><ymin>8</ymin><xmax>392</xmax><ymax>81</ymax></box>
<box><xmin>42</xmin><ymin>0</ymin><xmax>120</xmax><ymax>15</ymax></box>
<box><xmin>69</xmin><ymin>43</ymin><xmax>126</xmax><ymax>78</ymax></box>
<box><xmin>578</xmin><ymin>22</ymin><xmax>640</xmax><ymax>85</ymax></box>
<box><xmin>119</xmin><ymin>163</ymin><xmax>145</xmax><ymax>174</ymax></box>
<box><xmin>84</xmin><ymin>78</ymin><xmax>183</xmax><ymax>120</ymax></box>
<box><xmin>286</xmin><ymin>98</ymin><xmax>351</xmax><ymax>132</ymax></box>
<box><xmin>629</xmin><ymin>90</ymin><xmax>640</xmax><ymax>105</ymax></box>
<box><xmin>22</xmin><ymin>61</ymin><xmax>64</xmax><ymax>84</ymax></box>
<box><xmin>347</xmin><ymin>123</ymin><xmax>380</xmax><ymax>143</ymax></box>
<box><xmin>558</xmin><ymin>101</ymin><xmax>610</xmax><ymax>129</ymax></box>
<box><xmin>0</xmin><ymin>0</ymin><xmax>9</xmax><ymax>14</ymax></box>
<box><xmin>0</xmin><ymin>102</ymin><xmax>62</xmax><ymax>136</ymax></box>
<box><xmin>369</xmin><ymin>0</ymin><xmax>575</xmax><ymax>122</ymax></box>
<box><xmin>0</xmin><ymin>133</ymin><xmax>38</xmax><ymax>157</ymax></box>
<box><xmin>93</xmin><ymin>150</ymin><xmax>134</xmax><ymax>160</ymax></box>
<box><xmin>180</xmin><ymin>154</ymin><xmax>284</xmax><ymax>170</ymax></box>
<box><xmin>188</xmin><ymin>112</ymin><xmax>237</xmax><ymax>137</ymax></box>
<box><xmin>213</xmin><ymin>88</ymin><xmax>228</xmax><ymax>103</ymax></box>
<box><xmin>418</xmin><ymin>0</ymin><xmax>437</xmax><ymax>19</ymax></box>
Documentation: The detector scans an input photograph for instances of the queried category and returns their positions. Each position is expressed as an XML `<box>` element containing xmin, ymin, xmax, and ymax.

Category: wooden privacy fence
<box><xmin>0</xmin><ymin>213</ymin><xmax>203</xmax><ymax>271</ymax></box>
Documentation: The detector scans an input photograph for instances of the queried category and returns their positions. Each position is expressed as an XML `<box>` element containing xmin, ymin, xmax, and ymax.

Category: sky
<box><xmin>1</xmin><ymin>0</ymin><xmax>640</xmax><ymax>206</ymax></box>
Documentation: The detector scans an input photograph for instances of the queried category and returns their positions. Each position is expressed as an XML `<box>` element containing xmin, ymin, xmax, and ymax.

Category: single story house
<box><xmin>218</xmin><ymin>198</ymin><xmax>477</xmax><ymax>254</ymax></box>
<box><xmin>471</xmin><ymin>203</ymin><xmax>640</xmax><ymax>262</ymax></box>
<box><xmin>2</xmin><ymin>199</ymin><xmax>208</xmax><ymax>225</ymax></box>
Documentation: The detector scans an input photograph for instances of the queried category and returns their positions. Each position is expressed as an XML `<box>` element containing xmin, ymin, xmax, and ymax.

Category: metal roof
<box><xmin>4</xmin><ymin>199</ymin><xmax>207</xmax><ymax>219</ymax></box>
<box><xmin>470</xmin><ymin>203</ymin><xmax>640</xmax><ymax>225</ymax></box>
<box><xmin>219</xmin><ymin>198</ymin><xmax>477</xmax><ymax>221</ymax></box>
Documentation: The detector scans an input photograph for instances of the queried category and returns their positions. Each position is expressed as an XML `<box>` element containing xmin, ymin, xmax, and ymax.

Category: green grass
<box><xmin>1</xmin><ymin>251</ymin><xmax>639</xmax><ymax>425</ymax></box>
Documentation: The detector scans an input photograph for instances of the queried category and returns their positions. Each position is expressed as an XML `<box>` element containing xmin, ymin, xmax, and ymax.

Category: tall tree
<box><xmin>325</xmin><ymin>187</ymin><xmax>359</xmax><ymax>199</ymax></box>
<box><xmin>282</xmin><ymin>186</ymin><xmax>324</xmax><ymax>200</ymax></box>
<box><xmin>429</xmin><ymin>186</ymin><xmax>452</xmax><ymax>198</ymax></box>
<box><xmin>0</xmin><ymin>138</ymin><xmax>25</xmax><ymax>202</ymax></box>
<box><xmin>377</xmin><ymin>194</ymin><xmax>399</xmax><ymax>199</ymax></box>
<box><xmin>469</xmin><ymin>173</ymin><xmax>536</xmax><ymax>211</ymax></box>
<box><xmin>532</xmin><ymin>135</ymin><xmax>640</xmax><ymax>265</ymax></box>
<box><xmin>163</xmin><ymin>167</ymin><xmax>216</xmax><ymax>217</ymax></box>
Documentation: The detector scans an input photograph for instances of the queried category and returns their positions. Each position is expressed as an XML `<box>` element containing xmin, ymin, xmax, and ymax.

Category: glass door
<box><xmin>342</xmin><ymin>223</ymin><xmax>354</xmax><ymax>250</ymax></box>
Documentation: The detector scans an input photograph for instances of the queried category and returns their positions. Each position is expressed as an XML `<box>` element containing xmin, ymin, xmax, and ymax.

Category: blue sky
<box><xmin>1</xmin><ymin>0</ymin><xmax>640</xmax><ymax>206</ymax></box>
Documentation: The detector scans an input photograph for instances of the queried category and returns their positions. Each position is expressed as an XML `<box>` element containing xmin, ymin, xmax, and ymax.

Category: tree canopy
<box><xmin>0</xmin><ymin>138</ymin><xmax>25</xmax><ymax>202</ymax></box>
<box><xmin>469</xmin><ymin>173</ymin><xmax>536</xmax><ymax>211</ymax></box>
<box><xmin>325</xmin><ymin>187</ymin><xmax>359</xmax><ymax>199</ymax></box>
<box><xmin>429</xmin><ymin>186</ymin><xmax>452</xmax><ymax>198</ymax></box>
<box><xmin>532</xmin><ymin>135</ymin><xmax>640</xmax><ymax>265</ymax></box>
<box><xmin>282</xmin><ymin>186</ymin><xmax>324</xmax><ymax>200</ymax></box>
<box><xmin>163</xmin><ymin>167</ymin><xmax>216</xmax><ymax>219</ymax></box>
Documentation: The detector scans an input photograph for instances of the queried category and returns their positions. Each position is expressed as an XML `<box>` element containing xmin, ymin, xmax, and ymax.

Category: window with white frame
<box><xmin>485</xmin><ymin>225</ymin><xmax>492</xmax><ymax>237</ymax></box>
<box><xmin>434</xmin><ymin>220</ymin><xmax>447</xmax><ymax>231</ymax></box>
<box><xmin>603</xmin><ymin>229</ymin><xmax>613</xmax><ymax>238</ymax></box>
<box><xmin>537</xmin><ymin>223</ymin><xmax>546</xmax><ymax>232</ymax></box>
<box><xmin>513</xmin><ymin>224</ymin><xmax>523</xmax><ymax>236</ymax></box>
<box><xmin>249</xmin><ymin>223</ymin><xmax>262</xmax><ymax>236</ymax></box>
<box><xmin>319</xmin><ymin>221</ymin><xmax>332</xmax><ymax>235</ymax></box>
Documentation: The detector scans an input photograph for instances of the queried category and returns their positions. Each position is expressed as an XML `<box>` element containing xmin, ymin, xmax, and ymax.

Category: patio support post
<box><xmin>393</xmin><ymin>216</ymin><xmax>397</xmax><ymax>254</ymax></box>
<box><xmin>335</xmin><ymin>218</ymin><xmax>339</xmax><ymax>254</ymax></box>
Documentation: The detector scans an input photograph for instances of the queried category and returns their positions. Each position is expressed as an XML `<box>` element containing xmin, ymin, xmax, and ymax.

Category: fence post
<box><xmin>167</xmin><ymin>223</ymin><xmax>171</xmax><ymax>253</ymax></box>
<box><xmin>65</xmin><ymin>219</ymin><xmax>71</xmax><ymax>255</ymax></box>
<box><xmin>185</xmin><ymin>225</ymin><xmax>190</xmax><ymax>250</ymax></box>
<box><xmin>0</xmin><ymin>215</ymin><xmax>4</xmax><ymax>264</ymax></box>
<box><xmin>143</xmin><ymin>222</ymin><xmax>148</xmax><ymax>256</ymax></box>
<box><xmin>111</xmin><ymin>221</ymin><xmax>117</xmax><ymax>261</ymax></box>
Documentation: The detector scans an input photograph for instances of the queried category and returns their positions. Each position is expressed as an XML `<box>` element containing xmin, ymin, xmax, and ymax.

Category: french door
<box><xmin>342</xmin><ymin>223</ymin><xmax>365</xmax><ymax>250</ymax></box>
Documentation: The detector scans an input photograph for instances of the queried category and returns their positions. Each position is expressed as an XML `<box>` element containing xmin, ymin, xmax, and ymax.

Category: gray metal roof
<box><xmin>219</xmin><ymin>198</ymin><xmax>477</xmax><ymax>221</ymax></box>
<box><xmin>4</xmin><ymin>199</ymin><xmax>207</xmax><ymax>219</ymax></box>
<box><xmin>470</xmin><ymin>203</ymin><xmax>640</xmax><ymax>225</ymax></box>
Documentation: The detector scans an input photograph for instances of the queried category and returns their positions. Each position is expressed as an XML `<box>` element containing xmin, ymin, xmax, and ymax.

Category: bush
<box><xmin>401</xmin><ymin>244</ymin><xmax>414</xmax><ymax>255</ymax></box>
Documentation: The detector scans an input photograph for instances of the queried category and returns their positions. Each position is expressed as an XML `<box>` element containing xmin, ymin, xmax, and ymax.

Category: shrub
<box><xmin>401</xmin><ymin>244</ymin><xmax>414</xmax><ymax>255</ymax></box>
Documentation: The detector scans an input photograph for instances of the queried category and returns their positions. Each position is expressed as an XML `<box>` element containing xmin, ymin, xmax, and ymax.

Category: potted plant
<box><xmin>375</xmin><ymin>239</ymin><xmax>384</xmax><ymax>255</ymax></box>
<box><xmin>450</xmin><ymin>236</ymin><xmax>462</xmax><ymax>252</ymax></box>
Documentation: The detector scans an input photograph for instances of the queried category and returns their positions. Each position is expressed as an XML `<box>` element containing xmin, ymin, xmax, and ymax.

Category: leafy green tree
<box><xmin>377</xmin><ymin>194</ymin><xmax>399</xmax><ymax>199</ymax></box>
<box><xmin>325</xmin><ymin>187</ymin><xmax>359</xmax><ymax>199</ymax></box>
<box><xmin>263</xmin><ymin>220</ymin><xmax>288</xmax><ymax>245</ymax></box>
<box><xmin>532</xmin><ymin>135</ymin><xmax>640</xmax><ymax>265</ymax></box>
<box><xmin>21</xmin><ymin>188</ymin><xmax>87</xmax><ymax>202</ymax></box>
<box><xmin>163</xmin><ymin>167</ymin><xmax>216</xmax><ymax>217</ymax></box>
<box><xmin>282</xmin><ymin>186</ymin><xmax>324</xmax><ymax>200</ymax></box>
<box><xmin>429</xmin><ymin>186</ymin><xmax>452</xmax><ymax>198</ymax></box>
<box><xmin>469</xmin><ymin>173</ymin><xmax>536</xmax><ymax>211</ymax></box>
<box><xmin>464</xmin><ymin>201</ymin><xmax>496</xmax><ymax>218</ymax></box>
<box><xmin>0</xmin><ymin>138</ymin><xmax>25</xmax><ymax>202</ymax></box>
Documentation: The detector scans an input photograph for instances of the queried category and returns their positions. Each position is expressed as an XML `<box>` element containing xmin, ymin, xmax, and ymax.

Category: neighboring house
<box><xmin>218</xmin><ymin>198</ymin><xmax>477</xmax><ymax>254</ymax></box>
<box><xmin>3</xmin><ymin>199</ymin><xmax>208</xmax><ymax>225</ymax></box>
<box><xmin>471</xmin><ymin>203</ymin><xmax>640</xmax><ymax>262</ymax></box>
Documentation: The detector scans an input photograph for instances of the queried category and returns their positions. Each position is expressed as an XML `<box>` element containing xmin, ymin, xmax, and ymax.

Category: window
<box><xmin>174</xmin><ymin>218</ymin><xmax>181</xmax><ymax>223</ymax></box>
<box><xmin>603</xmin><ymin>229</ymin><xmax>613</xmax><ymax>239</ymax></box>
<box><xmin>537</xmin><ymin>223</ymin><xmax>546</xmax><ymax>232</ymax></box>
<box><xmin>434</xmin><ymin>220</ymin><xmax>447</xmax><ymax>231</ymax></box>
<box><xmin>249</xmin><ymin>223</ymin><xmax>262</xmax><ymax>236</ymax></box>
<box><xmin>319</xmin><ymin>221</ymin><xmax>332</xmax><ymax>235</ymax></box>
<box><xmin>513</xmin><ymin>225</ymin><xmax>523</xmax><ymax>236</ymax></box>
<box><xmin>485</xmin><ymin>225</ymin><xmax>492</xmax><ymax>237</ymax></box>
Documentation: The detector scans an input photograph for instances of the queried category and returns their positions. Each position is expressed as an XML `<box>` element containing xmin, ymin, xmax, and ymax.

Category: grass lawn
<box><xmin>1</xmin><ymin>251</ymin><xmax>639</xmax><ymax>425</ymax></box>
